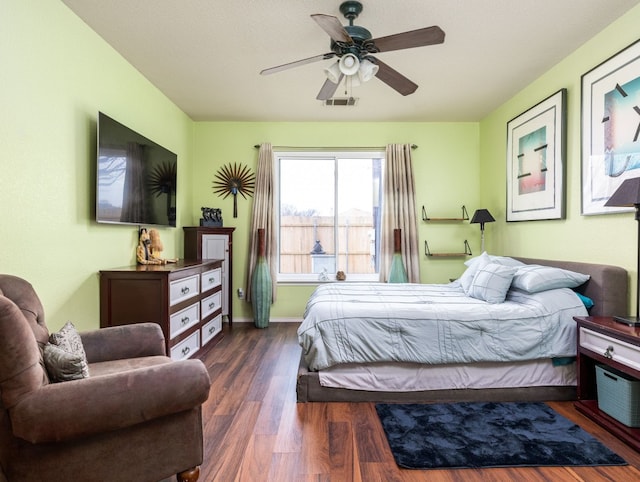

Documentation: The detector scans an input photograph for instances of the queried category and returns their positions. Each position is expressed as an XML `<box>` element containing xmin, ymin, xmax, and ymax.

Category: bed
<box><xmin>296</xmin><ymin>256</ymin><xmax>628</xmax><ymax>402</ymax></box>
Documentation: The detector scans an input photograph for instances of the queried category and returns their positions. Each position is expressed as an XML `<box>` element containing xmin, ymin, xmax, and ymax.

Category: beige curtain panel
<box><xmin>381</xmin><ymin>143</ymin><xmax>421</xmax><ymax>283</ymax></box>
<box><xmin>246</xmin><ymin>142</ymin><xmax>277</xmax><ymax>302</ymax></box>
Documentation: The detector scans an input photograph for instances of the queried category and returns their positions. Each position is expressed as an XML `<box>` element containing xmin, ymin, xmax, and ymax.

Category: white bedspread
<box><xmin>297</xmin><ymin>282</ymin><xmax>587</xmax><ymax>371</ymax></box>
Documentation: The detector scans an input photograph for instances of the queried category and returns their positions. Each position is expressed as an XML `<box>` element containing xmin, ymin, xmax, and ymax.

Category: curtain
<box><xmin>120</xmin><ymin>142</ymin><xmax>146</xmax><ymax>223</ymax></box>
<box><xmin>380</xmin><ymin>143</ymin><xmax>421</xmax><ymax>283</ymax></box>
<box><xmin>246</xmin><ymin>142</ymin><xmax>277</xmax><ymax>302</ymax></box>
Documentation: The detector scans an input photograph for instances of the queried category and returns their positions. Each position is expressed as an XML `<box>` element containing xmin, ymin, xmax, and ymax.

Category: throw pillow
<box><xmin>459</xmin><ymin>252</ymin><xmax>491</xmax><ymax>293</ymax></box>
<box><xmin>575</xmin><ymin>292</ymin><xmax>595</xmax><ymax>309</ymax></box>
<box><xmin>49</xmin><ymin>321</ymin><xmax>90</xmax><ymax>378</ymax></box>
<box><xmin>511</xmin><ymin>265</ymin><xmax>590</xmax><ymax>293</ymax></box>
<box><xmin>43</xmin><ymin>343</ymin><xmax>87</xmax><ymax>382</ymax></box>
<box><xmin>468</xmin><ymin>263</ymin><xmax>518</xmax><ymax>303</ymax></box>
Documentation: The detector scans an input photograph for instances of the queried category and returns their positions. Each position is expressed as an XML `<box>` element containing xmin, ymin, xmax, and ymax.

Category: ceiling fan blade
<box><xmin>373</xmin><ymin>26</ymin><xmax>445</xmax><ymax>53</ymax></box>
<box><xmin>316</xmin><ymin>75</ymin><xmax>344</xmax><ymax>100</ymax></box>
<box><xmin>372</xmin><ymin>58</ymin><xmax>418</xmax><ymax>96</ymax></box>
<box><xmin>311</xmin><ymin>14</ymin><xmax>354</xmax><ymax>45</ymax></box>
<box><xmin>260</xmin><ymin>53</ymin><xmax>335</xmax><ymax>75</ymax></box>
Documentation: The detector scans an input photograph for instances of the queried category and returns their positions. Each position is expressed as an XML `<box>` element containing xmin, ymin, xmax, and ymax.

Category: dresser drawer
<box><xmin>170</xmin><ymin>330</ymin><xmax>200</xmax><ymax>361</ymax></box>
<box><xmin>580</xmin><ymin>327</ymin><xmax>640</xmax><ymax>371</ymax></box>
<box><xmin>169</xmin><ymin>275</ymin><xmax>200</xmax><ymax>306</ymax></box>
<box><xmin>169</xmin><ymin>303</ymin><xmax>200</xmax><ymax>339</ymax></box>
<box><xmin>201</xmin><ymin>291</ymin><xmax>222</xmax><ymax>319</ymax></box>
<box><xmin>201</xmin><ymin>268</ymin><xmax>222</xmax><ymax>292</ymax></box>
<box><xmin>202</xmin><ymin>314</ymin><xmax>222</xmax><ymax>345</ymax></box>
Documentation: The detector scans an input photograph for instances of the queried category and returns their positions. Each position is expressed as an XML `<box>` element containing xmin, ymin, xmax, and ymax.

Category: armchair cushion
<box><xmin>9</xmin><ymin>358</ymin><xmax>210</xmax><ymax>443</ymax></box>
<box><xmin>81</xmin><ymin>323</ymin><xmax>166</xmax><ymax>363</ymax></box>
<box><xmin>0</xmin><ymin>296</ymin><xmax>48</xmax><ymax>409</ymax></box>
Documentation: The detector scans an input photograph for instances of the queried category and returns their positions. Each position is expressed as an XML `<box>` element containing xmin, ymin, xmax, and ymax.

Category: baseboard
<box><xmin>229</xmin><ymin>317</ymin><xmax>301</xmax><ymax>323</ymax></box>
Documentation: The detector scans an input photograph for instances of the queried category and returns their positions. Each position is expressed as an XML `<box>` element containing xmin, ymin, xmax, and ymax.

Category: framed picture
<box><xmin>581</xmin><ymin>39</ymin><xmax>640</xmax><ymax>215</ymax></box>
<box><xmin>506</xmin><ymin>89</ymin><xmax>566</xmax><ymax>222</ymax></box>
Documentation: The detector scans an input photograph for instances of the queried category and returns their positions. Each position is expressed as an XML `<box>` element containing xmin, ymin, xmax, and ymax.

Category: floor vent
<box><xmin>323</xmin><ymin>97</ymin><xmax>358</xmax><ymax>106</ymax></box>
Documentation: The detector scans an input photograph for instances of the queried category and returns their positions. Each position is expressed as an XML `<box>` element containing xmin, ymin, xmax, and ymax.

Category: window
<box><xmin>275</xmin><ymin>150</ymin><xmax>384</xmax><ymax>282</ymax></box>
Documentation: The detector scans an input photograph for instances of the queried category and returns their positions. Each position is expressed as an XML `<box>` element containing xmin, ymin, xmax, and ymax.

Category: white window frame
<box><xmin>274</xmin><ymin>150</ymin><xmax>384</xmax><ymax>284</ymax></box>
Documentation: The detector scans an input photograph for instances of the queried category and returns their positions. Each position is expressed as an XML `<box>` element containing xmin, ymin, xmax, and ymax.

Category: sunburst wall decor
<box><xmin>212</xmin><ymin>162</ymin><xmax>256</xmax><ymax>218</ymax></box>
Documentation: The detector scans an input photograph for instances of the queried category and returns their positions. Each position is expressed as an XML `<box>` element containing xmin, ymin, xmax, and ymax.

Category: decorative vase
<box><xmin>388</xmin><ymin>228</ymin><xmax>408</xmax><ymax>283</ymax></box>
<box><xmin>251</xmin><ymin>228</ymin><xmax>272</xmax><ymax>328</ymax></box>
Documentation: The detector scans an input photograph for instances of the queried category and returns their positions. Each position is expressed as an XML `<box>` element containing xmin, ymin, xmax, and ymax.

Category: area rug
<box><xmin>375</xmin><ymin>402</ymin><xmax>627</xmax><ymax>469</ymax></box>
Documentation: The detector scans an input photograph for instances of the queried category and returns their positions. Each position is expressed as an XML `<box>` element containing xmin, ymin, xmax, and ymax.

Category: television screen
<box><xmin>96</xmin><ymin>112</ymin><xmax>177</xmax><ymax>227</ymax></box>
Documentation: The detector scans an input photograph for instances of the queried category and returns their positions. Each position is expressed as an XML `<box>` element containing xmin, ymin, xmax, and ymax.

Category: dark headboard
<box><xmin>513</xmin><ymin>257</ymin><xmax>628</xmax><ymax>317</ymax></box>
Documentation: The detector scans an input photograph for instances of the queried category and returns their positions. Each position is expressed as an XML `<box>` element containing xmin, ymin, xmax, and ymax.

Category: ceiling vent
<box><xmin>323</xmin><ymin>97</ymin><xmax>358</xmax><ymax>106</ymax></box>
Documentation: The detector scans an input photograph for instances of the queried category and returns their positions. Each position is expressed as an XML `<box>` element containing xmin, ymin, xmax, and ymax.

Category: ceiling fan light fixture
<box><xmin>324</xmin><ymin>61</ymin><xmax>342</xmax><ymax>83</ymax></box>
<box><xmin>338</xmin><ymin>53</ymin><xmax>360</xmax><ymax>75</ymax></box>
<box><xmin>358</xmin><ymin>58</ymin><xmax>379</xmax><ymax>82</ymax></box>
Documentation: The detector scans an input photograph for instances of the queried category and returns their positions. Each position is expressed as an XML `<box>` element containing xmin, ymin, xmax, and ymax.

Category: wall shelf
<box><xmin>422</xmin><ymin>205</ymin><xmax>469</xmax><ymax>221</ymax></box>
<box><xmin>424</xmin><ymin>239</ymin><xmax>472</xmax><ymax>257</ymax></box>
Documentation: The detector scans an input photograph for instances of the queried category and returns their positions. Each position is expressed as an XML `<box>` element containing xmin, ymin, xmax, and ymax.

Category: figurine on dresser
<box><xmin>136</xmin><ymin>227</ymin><xmax>177</xmax><ymax>265</ymax></box>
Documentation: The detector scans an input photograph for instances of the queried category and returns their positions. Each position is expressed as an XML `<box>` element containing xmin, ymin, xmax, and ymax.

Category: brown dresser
<box><xmin>100</xmin><ymin>259</ymin><xmax>224</xmax><ymax>360</ymax></box>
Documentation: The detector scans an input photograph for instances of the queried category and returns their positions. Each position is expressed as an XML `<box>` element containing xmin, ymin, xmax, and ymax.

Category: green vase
<box><xmin>251</xmin><ymin>228</ymin><xmax>272</xmax><ymax>328</ymax></box>
<box><xmin>388</xmin><ymin>228</ymin><xmax>408</xmax><ymax>283</ymax></box>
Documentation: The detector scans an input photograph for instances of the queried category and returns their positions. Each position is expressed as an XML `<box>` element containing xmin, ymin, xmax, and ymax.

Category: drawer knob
<box><xmin>182</xmin><ymin>346</ymin><xmax>190</xmax><ymax>356</ymax></box>
<box><xmin>603</xmin><ymin>345</ymin><xmax>614</xmax><ymax>359</ymax></box>
<box><xmin>181</xmin><ymin>286</ymin><xmax>190</xmax><ymax>294</ymax></box>
<box><xmin>209</xmin><ymin>326</ymin><xmax>215</xmax><ymax>334</ymax></box>
<box><xmin>181</xmin><ymin>316</ymin><xmax>190</xmax><ymax>325</ymax></box>
<box><xmin>209</xmin><ymin>302</ymin><xmax>215</xmax><ymax>309</ymax></box>
<box><xmin>209</xmin><ymin>277</ymin><xmax>215</xmax><ymax>283</ymax></box>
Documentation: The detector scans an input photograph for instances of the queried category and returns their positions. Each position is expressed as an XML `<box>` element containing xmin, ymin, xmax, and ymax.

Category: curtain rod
<box><xmin>253</xmin><ymin>144</ymin><xmax>417</xmax><ymax>150</ymax></box>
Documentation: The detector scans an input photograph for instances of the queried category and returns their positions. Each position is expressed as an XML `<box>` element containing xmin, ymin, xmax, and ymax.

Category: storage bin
<box><xmin>596</xmin><ymin>364</ymin><xmax>640</xmax><ymax>427</ymax></box>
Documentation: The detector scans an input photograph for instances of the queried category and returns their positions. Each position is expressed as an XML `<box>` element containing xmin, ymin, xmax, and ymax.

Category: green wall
<box><xmin>191</xmin><ymin>122</ymin><xmax>479</xmax><ymax>319</ymax></box>
<box><xmin>1</xmin><ymin>0</ymin><xmax>192</xmax><ymax>331</ymax></box>
<box><xmin>3</xmin><ymin>1</ymin><xmax>639</xmax><ymax>330</ymax></box>
<box><xmin>479</xmin><ymin>3</ymin><xmax>640</xmax><ymax>315</ymax></box>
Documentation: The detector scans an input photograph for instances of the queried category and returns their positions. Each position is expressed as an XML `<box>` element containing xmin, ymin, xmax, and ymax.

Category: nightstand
<box><xmin>574</xmin><ymin>316</ymin><xmax>640</xmax><ymax>451</ymax></box>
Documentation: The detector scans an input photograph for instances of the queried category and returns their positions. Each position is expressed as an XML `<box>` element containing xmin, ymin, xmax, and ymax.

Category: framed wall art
<box><xmin>506</xmin><ymin>89</ymin><xmax>566</xmax><ymax>222</ymax></box>
<box><xmin>581</xmin><ymin>39</ymin><xmax>640</xmax><ymax>215</ymax></box>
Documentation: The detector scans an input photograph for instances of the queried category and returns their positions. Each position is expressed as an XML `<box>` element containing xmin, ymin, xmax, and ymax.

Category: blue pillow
<box><xmin>575</xmin><ymin>292</ymin><xmax>595</xmax><ymax>309</ymax></box>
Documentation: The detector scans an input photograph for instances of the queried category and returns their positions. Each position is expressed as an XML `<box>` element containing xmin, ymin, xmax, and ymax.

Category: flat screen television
<box><xmin>96</xmin><ymin>112</ymin><xmax>177</xmax><ymax>227</ymax></box>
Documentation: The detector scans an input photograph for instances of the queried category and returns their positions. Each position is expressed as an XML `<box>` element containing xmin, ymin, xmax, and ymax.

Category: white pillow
<box><xmin>490</xmin><ymin>256</ymin><xmax>525</xmax><ymax>267</ymax></box>
<box><xmin>464</xmin><ymin>253</ymin><xmax>524</xmax><ymax>268</ymax></box>
<box><xmin>511</xmin><ymin>265</ymin><xmax>590</xmax><ymax>293</ymax></box>
<box><xmin>464</xmin><ymin>251</ymin><xmax>490</xmax><ymax>268</ymax></box>
<box><xmin>459</xmin><ymin>252</ymin><xmax>491</xmax><ymax>293</ymax></box>
<box><xmin>468</xmin><ymin>263</ymin><xmax>518</xmax><ymax>303</ymax></box>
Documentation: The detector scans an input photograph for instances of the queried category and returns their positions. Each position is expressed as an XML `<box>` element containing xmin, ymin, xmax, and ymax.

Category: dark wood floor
<box><xmin>196</xmin><ymin>323</ymin><xmax>640</xmax><ymax>481</ymax></box>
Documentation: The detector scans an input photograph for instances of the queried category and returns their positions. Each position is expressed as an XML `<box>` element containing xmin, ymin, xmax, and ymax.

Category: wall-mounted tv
<box><xmin>96</xmin><ymin>112</ymin><xmax>177</xmax><ymax>227</ymax></box>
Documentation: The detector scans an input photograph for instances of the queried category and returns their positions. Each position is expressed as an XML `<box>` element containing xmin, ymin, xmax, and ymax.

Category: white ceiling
<box><xmin>61</xmin><ymin>0</ymin><xmax>639</xmax><ymax>122</ymax></box>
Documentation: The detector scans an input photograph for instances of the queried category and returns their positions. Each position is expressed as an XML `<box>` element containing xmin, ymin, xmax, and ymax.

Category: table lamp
<box><xmin>604</xmin><ymin>177</ymin><xmax>640</xmax><ymax>326</ymax></box>
<box><xmin>470</xmin><ymin>209</ymin><xmax>495</xmax><ymax>253</ymax></box>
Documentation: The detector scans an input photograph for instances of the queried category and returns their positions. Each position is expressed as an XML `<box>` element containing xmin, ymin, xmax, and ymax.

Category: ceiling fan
<box><xmin>260</xmin><ymin>1</ymin><xmax>445</xmax><ymax>101</ymax></box>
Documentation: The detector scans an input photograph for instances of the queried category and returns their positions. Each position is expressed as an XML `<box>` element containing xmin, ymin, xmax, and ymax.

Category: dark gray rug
<box><xmin>375</xmin><ymin>401</ymin><xmax>627</xmax><ymax>469</ymax></box>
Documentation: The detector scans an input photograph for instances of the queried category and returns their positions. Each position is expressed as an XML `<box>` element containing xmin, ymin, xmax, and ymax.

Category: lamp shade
<box><xmin>338</xmin><ymin>53</ymin><xmax>360</xmax><ymax>76</ymax></box>
<box><xmin>470</xmin><ymin>209</ymin><xmax>495</xmax><ymax>225</ymax></box>
<box><xmin>358</xmin><ymin>58</ymin><xmax>379</xmax><ymax>82</ymax></box>
<box><xmin>604</xmin><ymin>177</ymin><xmax>640</xmax><ymax>207</ymax></box>
<box><xmin>324</xmin><ymin>61</ymin><xmax>342</xmax><ymax>84</ymax></box>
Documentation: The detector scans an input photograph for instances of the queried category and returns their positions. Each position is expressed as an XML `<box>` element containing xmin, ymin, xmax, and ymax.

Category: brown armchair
<box><xmin>0</xmin><ymin>274</ymin><xmax>211</xmax><ymax>482</ymax></box>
